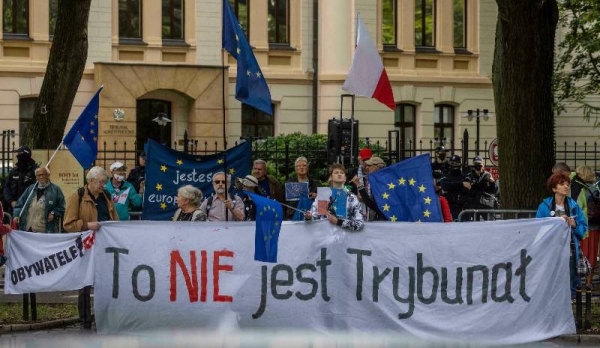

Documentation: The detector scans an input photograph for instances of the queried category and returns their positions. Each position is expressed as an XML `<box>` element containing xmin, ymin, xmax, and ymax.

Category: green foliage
<box><xmin>252</xmin><ymin>132</ymin><xmax>329</xmax><ymax>183</ymax></box>
<box><xmin>0</xmin><ymin>303</ymin><xmax>78</xmax><ymax>324</ymax></box>
<box><xmin>554</xmin><ymin>0</ymin><xmax>600</xmax><ymax>127</ymax></box>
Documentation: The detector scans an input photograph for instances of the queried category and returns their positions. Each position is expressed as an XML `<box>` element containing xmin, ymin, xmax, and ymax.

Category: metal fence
<box><xmin>1</xmin><ymin>129</ymin><xmax>599</xmax><ymax>180</ymax></box>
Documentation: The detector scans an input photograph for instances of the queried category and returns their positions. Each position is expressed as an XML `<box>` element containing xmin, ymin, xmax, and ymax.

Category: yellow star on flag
<box><xmin>423</xmin><ymin>210</ymin><xmax>431</xmax><ymax>218</ymax></box>
<box><xmin>160</xmin><ymin>202</ymin><xmax>167</xmax><ymax>209</ymax></box>
<box><xmin>156</xmin><ymin>183</ymin><xmax>163</xmax><ymax>191</ymax></box>
<box><xmin>383</xmin><ymin>204</ymin><xmax>390</xmax><ymax>211</ymax></box>
<box><xmin>217</xmin><ymin>159</ymin><xmax>224</xmax><ymax>164</ymax></box>
<box><xmin>382</xmin><ymin>192</ymin><xmax>390</xmax><ymax>199</ymax></box>
<box><xmin>388</xmin><ymin>182</ymin><xmax>396</xmax><ymax>189</ymax></box>
<box><xmin>398</xmin><ymin>177</ymin><xmax>406</xmax><ymax>185</ymax></box>
<box><xmin>160</xmin><ymin>165</ymin><xmax>167</xmax><ymax>172</ymax></box>
<box><xmin>424</xmin><ymin>196</ymin><xmax>432</xmax><ymax>204</ymax></box>
<box><xmin>419</xmin><ymin>184</ymin><xmax>426</xmax><ymax>193</ymax></box>
<box><xmin>390</xmin><ymin>215</ymin><xmax>397</xmax><ymax>222</ymax></box>
<box><xmin>229</xmin><ymin>168</ymin><xmax>235</xmax><ymax>174</ymax></box>
<box><xmin>408</xmin><ymin>178</ymin><xmax>416</xmax><ymax>186</ymax></box>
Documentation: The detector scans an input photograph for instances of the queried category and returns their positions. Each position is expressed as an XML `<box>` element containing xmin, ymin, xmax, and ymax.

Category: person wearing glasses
<box><xmin>199</xmin><ymin>172</ymin><xmax>245</xmax><ymax>221</ymax></box>
<box><xmin>465</xmin><ymin>156</ymin><xmax>498</xmax><ymax>212</ymax></box>
<box><xmin>13</xmin><ymin>167</ymin><xmax>66</xmax><ymax>233</ymax></box>
<box><xmin>63</xmin><ymin>166</ymin><xmax>118</xmax><ymax>329</ymax></box>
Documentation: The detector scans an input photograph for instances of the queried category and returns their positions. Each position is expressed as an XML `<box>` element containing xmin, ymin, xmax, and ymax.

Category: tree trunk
<box><xmin>492</xmin><ymin>0</ymin><xmax>558</xmax><ymax>210</ymax></box>
<box><xmin>25</xmin><ymin>0</ymin><xmax>92</xmax><ymax>149</ymax></box>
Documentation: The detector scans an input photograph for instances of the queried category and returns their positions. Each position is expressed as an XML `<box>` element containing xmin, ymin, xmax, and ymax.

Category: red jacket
<box><xmin>439</xmin><ymin>196</ymin><xmax>453</xmax><ymax>222</ymax></box>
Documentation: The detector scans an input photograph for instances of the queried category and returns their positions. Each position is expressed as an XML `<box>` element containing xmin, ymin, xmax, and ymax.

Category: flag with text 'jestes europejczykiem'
<box><xmin>143</xmin><ymin>139</ymin><xmax>251</xmax><ymax>220</ymax></box>
<box><xmin>222</xmin><ymin>0</ymin><xmax>272</xmax><ymax>115</ymax></box>
<box><xmin>63</xmin><ymin>86</ymin><xmax>103</xmax><ymax>169</ymax></box>
<box><xmin>247</xmin><ymin>192</ymin><xmax>283</xmax><ymax>263</ymax></box>
<box><xmin>369</xmin><ymin>154</ymin><xmax>442</xmax><ymax>222</ymax></box>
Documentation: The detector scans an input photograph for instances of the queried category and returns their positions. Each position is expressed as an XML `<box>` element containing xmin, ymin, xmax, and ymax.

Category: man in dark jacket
<box><xmin>465</xmin><ymin>156</ymin><xmax>498</xmax><ymax>211</ymax></box>
<box><xmin>126</xmin><ymin>151</ymin><xmax>146</xmax><ymax>193</ymax></box>
<box><xmin>351</xmin><ymin>156</ymin><xmax>388</xmax><ymax>221</ymax></box>
<box><xmin>4</xmin><ymin>146</ymin><xmax>38</xmax><ymax>212</ymax></box>
<box><xmin>439</xmin><ymin>155</ymin><xmax>471</xmax><ymax>221</ymax></box>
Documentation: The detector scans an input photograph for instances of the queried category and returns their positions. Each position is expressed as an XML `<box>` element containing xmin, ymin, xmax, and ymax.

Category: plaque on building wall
<box><xmin>31</xmin><ymin>150</ymin><xmax>84</xmax><ymax>199</ymax></box>
<box><xmin>102</xmin><ymin>124</ymin><xmax>135</xmax><ymax>136</ymax></box>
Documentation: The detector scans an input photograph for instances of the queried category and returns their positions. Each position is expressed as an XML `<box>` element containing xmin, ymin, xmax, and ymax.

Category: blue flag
<box><xmin>63</xmin><ymin>86</ymin><xmax>103</xmax><ymax>169</ymax></box>
<box><xmin>247</xmin><ymin>192</ymin><xmax>283</xmax><ymax>263</ymax></box>
<box><xmin>369</xmin><ymin>154</ymin><xmax>442</xmax><ymax>222</ymax></box>
<box><xmin>222</xmin><ymin>0</ymin><xmax>273</xmax><ymax>115</ymax></box>
<box><xmin>143</xmin><ymin>139</ymin><xmax>251</xmax><ymax>220</ymax></box>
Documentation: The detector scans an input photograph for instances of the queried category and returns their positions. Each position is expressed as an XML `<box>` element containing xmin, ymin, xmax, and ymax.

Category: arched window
<box><xmin>395</xmin><ymin>104</ymin><xmax>416</xmax><ymax>158</ymax></box>
<box><xmin>241</xmin><ymin>104</ymin><xmax>274</xmax><ymax>138</ymax></box>
<box><xmin>162</xmin><ymin>0</ymin><xmax>184</xmax><ymax>41</ymax></box>
<box><xmin>19</xmin><ymin>97</ymin><xmax>37</xmax><ymax>140</ymax></box>
<box><xmin>3</xmin><ymin>0</ymin><xmax>29</xmax><ymax>37</ymax></box>
<box><xmin>434</xmin><ymin>104</ymin><xmax>454</xmax><ymax>147</ymax></box>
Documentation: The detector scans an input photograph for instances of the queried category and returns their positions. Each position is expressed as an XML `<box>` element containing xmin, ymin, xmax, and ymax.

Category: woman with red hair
<box><xmin>536</xmin><ymin>173</ymin><xmax>587</xmax><ymax>293</ymax></box>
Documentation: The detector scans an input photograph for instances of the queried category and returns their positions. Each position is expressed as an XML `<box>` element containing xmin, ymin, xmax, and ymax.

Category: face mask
<box><xmin>437</xmin><ymin>153</ymin><xmax>446</xmax><ymax>161</ymax></box>
<box><xmin>114</xmin><ymin>174</ymin><xmax>125</xmax><ymax>182</ymax></box>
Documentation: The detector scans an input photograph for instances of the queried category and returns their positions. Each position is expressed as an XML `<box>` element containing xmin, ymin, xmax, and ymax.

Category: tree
<box><xmin>24</xmin><ymin>0</ymin><xmax>92</xmax><ymax>149</ymax></box>
<box><xmin>554</xmin><ymin>0</ymin><xmax>600</xmax><ymax>127</ymax></box>
<box><xmin>492</xmin><ymin>1</ymin><xmax>559</xmax><ymax>209</ymax></box>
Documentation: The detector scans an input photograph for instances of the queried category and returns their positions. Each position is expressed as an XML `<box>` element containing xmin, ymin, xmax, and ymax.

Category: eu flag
<box><xmin>143</xmin><ymin>139</ymin><xmax>251</xmax><ymax>220</ymax></box>
<box><xmin>369</xmin><ymin>154</ymin><xmax>442</xmax><ymax>222</ymax></box>
<box><xmin>63</xmin><ymin>86</ymin><xmax>103</xmax><ymax>169</ymax></box>
<box><xmin>247</xmin><ymin>192</ymin><xmax>283</xmax><ymax>263</ymax></box>
<box><xmin>222</xmin><ymin>0</ymin><xmax>273</xmax><ymax>115</ymax></box>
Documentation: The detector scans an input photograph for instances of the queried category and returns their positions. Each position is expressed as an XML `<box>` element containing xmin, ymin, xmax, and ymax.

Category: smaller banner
<box><xmin>143</xmin><ymin>139</ymin><xmax>251</xmax><ymax>220</ymax></box>
<box><xmin>4</xmin><ymin>230</ymin><xmax>95</xmax><ymax>294</ymax></box>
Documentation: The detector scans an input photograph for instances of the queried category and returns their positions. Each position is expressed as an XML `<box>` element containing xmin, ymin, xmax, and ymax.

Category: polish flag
<box><xmin>342</xmin><ymin>15</ymin><xmax>395</xmax><ymax>110</ymax></box>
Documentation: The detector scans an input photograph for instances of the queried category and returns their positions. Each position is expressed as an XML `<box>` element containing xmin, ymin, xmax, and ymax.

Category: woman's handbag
<box><xmin>577</xmin><ymin>251</ymin><xmax>592</xmax><ymax>277</ymax></box>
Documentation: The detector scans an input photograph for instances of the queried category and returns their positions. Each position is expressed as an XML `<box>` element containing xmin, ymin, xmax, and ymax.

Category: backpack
<box><xmin>588</xmin><ymin>185</ymin><xmax>600</xmax><ymax>225</ymax></box>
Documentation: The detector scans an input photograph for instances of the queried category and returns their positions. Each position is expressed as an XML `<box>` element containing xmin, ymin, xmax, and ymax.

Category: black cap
<box><xmin>435</xmin><ymin>146</ymin><xmax>446</xmax><ymax>153</ymax></box>
<box><xmin>140</xmin><ymin>151</ymin><xmax>146</xmax><ymax>158</ymax></box>
<box><xmin>15</xmin><ymin>146</ymin><xmax>31</xmax><ymax>156</ymax></box>
<box><xmin>449</xmin><ymin>155</ymin><xmax>461</xmax><ymax>167</ymax></box>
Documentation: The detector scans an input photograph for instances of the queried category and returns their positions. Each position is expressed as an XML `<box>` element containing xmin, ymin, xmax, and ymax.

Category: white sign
<box><xmin>5</xmin><ymin>230</ymin><xmax>95</xmax><ymax>293</ymax></box>
<box><xmin>5</xmin><ymin>219</ymin><xmax>575</xmax><ymax>344</ymax></box>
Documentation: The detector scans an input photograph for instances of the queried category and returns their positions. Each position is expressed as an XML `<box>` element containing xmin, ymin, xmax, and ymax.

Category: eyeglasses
<box><xmin>95</xmin><ymin>179</ymin><xmax>107</xmax><ymax>186</ymax></box>
<box><xmin>213</xmin><ymin>180</ymin><xmax>226</xmax><ymax>184</ymax></box>
<box><xmin>36</xmin><ymin>173</ymin><xmax>48</xmax><ymax>177</ymax></box>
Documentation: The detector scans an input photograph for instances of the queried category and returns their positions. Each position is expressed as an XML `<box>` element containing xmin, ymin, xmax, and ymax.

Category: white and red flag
<box><xmin>342</xmin><ymin>15</ymin><xmax>395</xmax><ymax>110</ymax></box>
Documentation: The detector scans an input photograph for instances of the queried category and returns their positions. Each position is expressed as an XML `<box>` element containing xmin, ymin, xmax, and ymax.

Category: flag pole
<box><xmin>349</xmin><ymin>13</ymin><xmax>359</xmax><ymax>170</ymax></box>
<box><xmin>45</xmin><ymin>141</ymin><xmax>64</xmax><ymax>169</ymax></box>
<box><xmin>221</xmin><ymin>0</ymin><xmax>229</xmax><ymax>221</ymax></box>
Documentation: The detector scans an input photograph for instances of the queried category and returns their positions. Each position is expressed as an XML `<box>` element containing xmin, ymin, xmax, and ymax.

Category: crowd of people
<box><xmin>1</xmin><ymin>146</ymin><xmax>600</xmax><ymax>324</ymax></box>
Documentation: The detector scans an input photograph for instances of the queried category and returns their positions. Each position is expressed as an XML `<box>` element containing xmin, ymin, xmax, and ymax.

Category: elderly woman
<box><xmin>172</xmin><ymin>185</ymin><xmax>206</xmax><ymax>221</ymax></box>
<box><xmin>536</xmin><ymin>173</ymin><xmax>587</xmax><ymax>294</ymax></box>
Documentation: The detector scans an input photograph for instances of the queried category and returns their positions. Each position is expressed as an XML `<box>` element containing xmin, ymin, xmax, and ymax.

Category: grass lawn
<box><xmin>0</xmin><ymin>303</ymin><xmax>78</xmax><ymax>324</ymax></box>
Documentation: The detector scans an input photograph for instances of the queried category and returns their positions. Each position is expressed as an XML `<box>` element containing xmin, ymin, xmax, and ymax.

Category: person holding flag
<box><xmin>305</xmin><ymin>163</ymin><xmax>364</xmax><ymax>231</ymax></box>
<box><xmin>105</xmin><ymin>161</ymin><xmax>143</xmax><ymax>220</ymax></box>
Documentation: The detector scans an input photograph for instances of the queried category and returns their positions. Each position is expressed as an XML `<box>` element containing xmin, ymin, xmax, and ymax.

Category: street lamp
<box><xmin>465</xmin><ymin>108</ymin><xmax>492</xmax><ymax>155</ymax></box>
<box><xmin>152</xmin><ymin>112</ymin><xmax>172</xmax><ymax>145</ymax></box>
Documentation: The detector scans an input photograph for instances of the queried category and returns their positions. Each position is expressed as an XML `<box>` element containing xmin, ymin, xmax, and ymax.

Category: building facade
<box><xmin>0</xmin><ymin>0</ymin><xmax>596</xmax><ymax>169</ymax></box>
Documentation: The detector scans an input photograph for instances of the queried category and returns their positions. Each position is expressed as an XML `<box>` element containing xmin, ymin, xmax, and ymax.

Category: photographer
<box><xmin>465</xmin><ymin>156</ymin><xmax>498</xmax><ymax>212</ymax></box>
<box><xmin>127</xmin><ymin>151</ymin><xmax>146</xmax><ymax>194</ymax></box>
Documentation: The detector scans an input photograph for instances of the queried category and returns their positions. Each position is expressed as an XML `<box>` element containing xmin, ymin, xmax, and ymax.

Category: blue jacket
<box><xmin>104</xmin><ymin>180</ymin><xmax>143</xmax><ymax>220</ymax></box>
<box><xmin>536</xmin><ymin>196</ymin><xmax>587</xmax><ymax>262</ymax></box>
<box><xmin>13</xmin><ymin>182</ymin><xmax>66</xmax><ymax>233</ymax></box>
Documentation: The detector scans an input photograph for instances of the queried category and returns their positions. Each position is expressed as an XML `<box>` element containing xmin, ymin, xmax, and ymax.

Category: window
<box><xmin>394</xmin><ymin>104</ymin><xmax>416</xmax><ymax>158</ymax></box>
<box><xmin>414</xmin><ymin>0</ymin><xmax>435</xmax><ymax>48</ymax></box>
<box><xmin>268</xmin><ymin>0</ymin><xmax>289</xmax><ymax>45</ymax></box>
<box><xmin>137</xmin><ymin>99</ymin><xmax>172</xmax><ymax>147</ymax></box>
<box><xmin>3</xmin><ymin>0</ymin><xmax>28</xmax><ymax>37</ymax></box>
<box><xmin>49</xmin><ymin>0</ymin><xmax>58</xmax><ymax>36</ymax></box>
<box><xmin>162</xmin><ymin>0</ymin><xmax>184</xmax><ymax>41</ymax></box>
<box><xmin>434</xmin><ymin>105</ymin><xmax>454</xmax><ymax>146</ymax></box>
<box><xmin>453</xmin><ymin>0</ymin><xmax>466</xmax><ymax>49</ymax></box>
<box><xmin>241</xmin><ymin>104</ymin><xmax>274</xmax><ymax>138</ymax></box>
<box><xmin>119</xmin><ymin>0</ymin><xmax>142</xmax><ymax>40</ymax></box>
<box><xmin>382</xmin><ymin>0</ymin><xmax>396</xmax><ymax>47</ymax></box>
<box><xmin>228</xmin><ymin>0</ymin><xmax>249</xmax><ymax>36</ymax></box>
<box><xmin>20</xmin><ymin>97</ymin><xmax>37</xmax><ymax>141</ymax></box>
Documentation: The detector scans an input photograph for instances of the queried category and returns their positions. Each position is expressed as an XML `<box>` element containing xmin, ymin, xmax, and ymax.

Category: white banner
<box><xmin>4</xmin><ymin>218</ymin><xmax>575</xmax><ymax>344</ymax></box>
<box><xmin>4</xmin><ymin>230</ymin><xmax>95</xmax><ymax>293</ymax></box>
